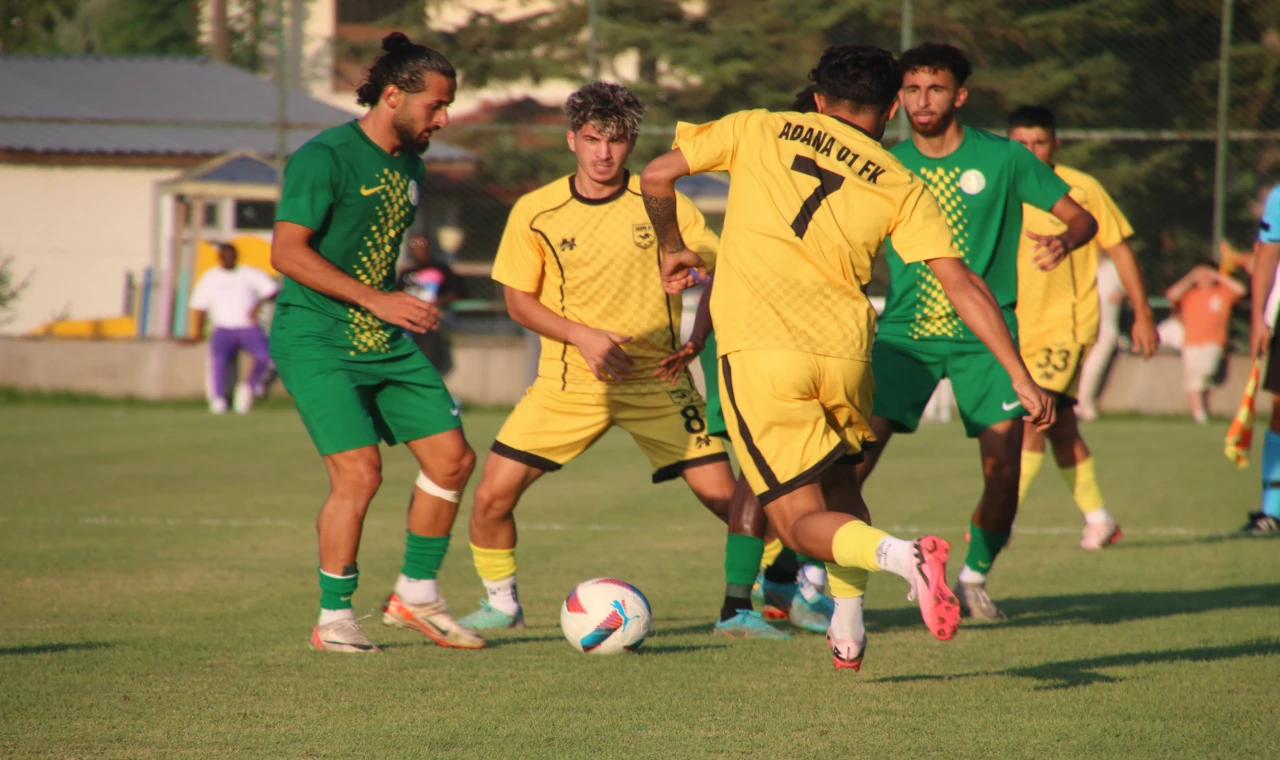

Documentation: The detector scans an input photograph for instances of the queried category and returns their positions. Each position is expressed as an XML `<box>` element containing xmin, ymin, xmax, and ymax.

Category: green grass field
<box><xmin>2</xmin><ymin>402</ymin><xmax>1278</xmax><ymax>759</ymax></box>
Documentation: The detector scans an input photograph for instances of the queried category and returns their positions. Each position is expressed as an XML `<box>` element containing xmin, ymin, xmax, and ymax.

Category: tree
<box><xmin>0</xmin><ymin>0</ymin><xmax>199</xmax><ymax>55</ymax></box>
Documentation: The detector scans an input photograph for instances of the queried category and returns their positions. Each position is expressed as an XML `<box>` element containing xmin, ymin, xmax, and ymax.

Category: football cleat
<box><xmin>953</xmin><ymin>579</ymin><xmax>1007</xmax><ymax>621</ymax></box>
<box><xmin>309</xmin><ymin>617</ymin><xmax>379</xmax><ymax>653</ymax></box>
<box><xmin>759</xmin><ymin>577</ymin><xmax>797</xmax><ymax>620</ymax></box>
<box><xmin>713</xmin><ymin>610</ymin><xmax>791</xmax><ymax>639</ymax></box>
<box><xmin>1079</xmin><ymin>520</ymin><xmax>1123</xmax><ymax>550</ymax></box>
<box><xmin>788</xmin><ymin>591</ymin><xmax>834</xmax><ymax>634</ymax></box>
<box><xmin>826</xmin><ymin>632</ymin><xmax>867</xmax><ymax>671</ymax></box>
<box><xmin>909</xmin><ymin>536</ymin><xmax>962</xmax><ymax>640</ymax></box>
<box><xmin>382</xmin><ymin>593</ymin><xmax>485</xmax><ymax>649</ymax></box>
<box><xmin>1238</xmin><ymin>511</ymin><xmax>1280</xmax><ymax>536</ymax></box>
<box><xmin>457</xmin><ymin>598</ymin><xmax>525</xmax><ymax>630</ymax></box>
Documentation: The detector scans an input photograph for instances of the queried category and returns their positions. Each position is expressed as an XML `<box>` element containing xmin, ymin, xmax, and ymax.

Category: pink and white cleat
<box><xmin>826</xmin><ymin>632</ymin><xmax>867</xmax><ymax>672</ymax></box>
<box><xmin>1079</xmin><ymin>521</ymin><xmax>1122</xmax><ymax>550</ymax></box>
<box><xmin>909</xmin><ymin>535</ymin><xmax>961</xmax><ymax>641</ymax></box>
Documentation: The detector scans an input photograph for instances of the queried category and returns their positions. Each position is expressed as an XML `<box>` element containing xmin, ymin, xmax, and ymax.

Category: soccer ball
<box><xmin>559</xmin><ymin>578</ymin><xmax>652</xmax><ymax>654</ymax></box>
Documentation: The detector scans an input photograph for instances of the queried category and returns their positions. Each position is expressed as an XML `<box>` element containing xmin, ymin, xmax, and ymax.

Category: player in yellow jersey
<box><xmin>459</xmin><ymin>82</ymin><xmax>740</xmax><ymax>631</ymax></box>
<box><xmin>1007</xmin><ymin>107</ymin><xmax>1159</xmax><ymax>549</ymax></box>
<box><xmin>641</xmin><ymin>45</ymin><xmax>1055</xmax><ymax>670</ymax></box>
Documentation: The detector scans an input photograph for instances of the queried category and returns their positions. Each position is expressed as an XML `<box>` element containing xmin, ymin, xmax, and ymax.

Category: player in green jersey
<box><xmin>854</xmin><ymin>43</ymin><xmax>1099</xmax><ymax>619</ymax></box>
<box><xmin>270</xmin><ymin>33</ymin><xmax>483</xmax><ymax>653</ymax></box>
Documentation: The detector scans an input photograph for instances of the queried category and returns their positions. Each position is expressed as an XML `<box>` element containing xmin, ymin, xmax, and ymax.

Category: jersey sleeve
<box><xmin>276</xmin><ymin>142</ymin><xmax>341</xmax><ymax>230</ymax></box>
<box><xmin>188</xmin><ymin>273</ymin><xmax>213</xmax><ymax>311</ymax></box>
<box><xmin>675</xmin><ymin>191</ymin><xmax>720</xmax><ymax>272</ymax></box>
<box><xmin>672</xmin><ymin>110</ymin><xmax>754</xmax><ymax>175</ymax></box>
<box><xmin>1260</xmin><ymin>186</ymin><xmax>1280</xmax><ymax>244</ymax></box>
<box><xmin>251</xmin><ymin>268</ymin><xmax>280</xmax><ymax>300</ymax></box>
<box><xmin>1010</xmin><ymin>141</ymin><xmax>1070</xmax><ymax>212</ymax></box>
<box><xmin>1087</xmin><ymin>178</ymin><xmax>1135</xmax><ymax>249</ymax></box>
<box><xmin>491</xmin><ymin>198</ymin><xmax>547</xmax><ymax>293</ymax></box>
<box><xmin>887</xmin><ymin>181</ymin><xmax>963</xmax><ymax>264</ymax></box>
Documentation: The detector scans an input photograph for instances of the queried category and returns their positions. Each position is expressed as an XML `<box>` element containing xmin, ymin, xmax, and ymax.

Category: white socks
<box><xmin>1083</xmin><ymin>506</ymin><xmax>1114</xmax><ymax>525</ymax></box>
<box><xmin>318</xmin><ymin>607</ymin><xmax>354</xmax><ymax>627</ymax></box>
<box><xmin>829</xmin><ymin>596</ymin><xmax>866</xmax><ymax>644</ymax></box>
<box><xmin>482</xmin><ymin>575</ymin><xmax>521</xmax><ymax>615</ymax></box>
<box><xmin>958</xmin><ymin>565</ymin><xmax>986</xmax><ymax>584</ymax></box>
<box><xmin>798</xmin><ymin>564</ymin><xmax>827</xmax><ymax>601</ymax></box>
<box><xmin>875</xmin><ymin>536</ymin><xmax>915</xmax><ymax>581</ymax></box>
<box><xmin>395</xmin><ymin>574</ymin><xmax>439</xmax><ymax>605</ymax></box>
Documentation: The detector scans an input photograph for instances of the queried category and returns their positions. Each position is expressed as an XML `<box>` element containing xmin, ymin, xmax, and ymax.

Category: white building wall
<box><xmin>0</xmin><ymin>164</ymin><xmax>174</xmax><ymax>335</ymax></box>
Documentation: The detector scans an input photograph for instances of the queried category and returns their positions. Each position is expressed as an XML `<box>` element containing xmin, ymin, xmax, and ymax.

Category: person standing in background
<box><xmin>1166</xmin><ymin>261</ymin><xmax>1246</xmax><ymax>423</ymax></box>
<box><xmin>399</xmin><ymin>232</ymin><xmax>467</xmax><ymax>378</ymax></box>
<box><xmin>1075</xmin><ymin>257</ymin><xmax>1124</xmax><ymax>421</ymax></box>
<box><xmin>186</xmin><ymin>242</ymin><xmax>279</xmax><ymax>414</ymax></box>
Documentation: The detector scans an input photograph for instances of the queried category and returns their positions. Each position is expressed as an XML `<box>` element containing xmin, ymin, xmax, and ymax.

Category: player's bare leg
<box><xmin>1020</xmin><ymin>405</ymin><xmax>1121</xmax><ymax>549</ymax></box>
<box><xmin>381</xmin><ymin>429</ymin><xmax>484</xmax><ymax>649</ymax></box>
<box><xmin>460</xmin><ymin>452</ymin><xmax>546</xmax><ymax>628</ymax></box>
<box><xmin>680</xmin><ymin>459</ymin><xmax>735</xmax><ymax>524</ymax></box>
<box><xmin>955</xmin><ymin>419</ymin><xmax>1022</xmax><ymax>620</ymax></box>
<box><xmin>767</xmin><ymin>464</ymin><xmax>959</xmax><ymax>670</ymax></box>
<box><xmin>853</xmin><ymin>416</ymin><xmax>896</xmax><ymax>484</ymax></box>
<box><xmin>312</xmin><ymin>445</ymin><xmax>384</xmax><ymax>653</ymax></box>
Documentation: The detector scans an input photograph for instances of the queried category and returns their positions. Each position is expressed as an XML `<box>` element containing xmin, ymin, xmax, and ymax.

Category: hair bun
<box><xmin>382</xmin><ymin>32</ymin><xmax>413</xmax><ymax>53</ymax></box>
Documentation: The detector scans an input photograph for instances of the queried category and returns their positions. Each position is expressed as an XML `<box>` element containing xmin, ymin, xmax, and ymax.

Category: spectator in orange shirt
<box><xmin>1165</xmin><ymin>260</ymin><xmax>1246</xmax><ymax>422</ymax></box>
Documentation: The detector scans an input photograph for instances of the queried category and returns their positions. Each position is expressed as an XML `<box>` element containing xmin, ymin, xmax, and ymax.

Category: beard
<box><xmin>910</xmin><ymin>106</ymin><xmax>955</xmax><ymax>138</ymax></box>
<box><xmin>393</xmin><ymin>111</ymin><xmax>432</xmax><ymax>155</ymax></box>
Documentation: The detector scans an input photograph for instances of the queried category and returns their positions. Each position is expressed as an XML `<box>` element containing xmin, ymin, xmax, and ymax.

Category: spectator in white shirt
<box><xmin>187</xmin><ymin>243</ymin><xmax>280</xmax><ymax>413</ymax></box>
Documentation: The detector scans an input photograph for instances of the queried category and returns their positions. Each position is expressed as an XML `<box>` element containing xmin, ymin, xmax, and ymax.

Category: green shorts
<box><xmin>698</xmin><ymin>331</ymin><xmax>729</xmax><ymax>440</ymax></box>
<box><xmin>871</xmin><ymin>337</ymin><xmax>1022</xmax><ymax>438</ymax></box>
<box><xmin>274</xmin><ymin>341</ymin><xmax>461</xmax><ymax>456</ymax></box>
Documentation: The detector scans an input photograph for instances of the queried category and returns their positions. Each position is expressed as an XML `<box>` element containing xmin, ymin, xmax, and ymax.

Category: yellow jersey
<box><xmin>493</xmin><ymin>171</ymin><xmax>718</xmax><ymax>393</ymax></box>
<box><xmin>673</xmin><ymin>109</ymin><xmax>960</xmax><ymax>362</ymax></box>
<box><xmin>1017</xmin><ymin>164</ymin><xmax>1133</xmax><ymax>346</ymax></box>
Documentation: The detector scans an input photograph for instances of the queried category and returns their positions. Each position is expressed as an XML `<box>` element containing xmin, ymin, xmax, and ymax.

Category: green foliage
<box><xmin>0</xmin><ymin>0</ymin><xmax>199</xmax><ymax>54</ymax></box>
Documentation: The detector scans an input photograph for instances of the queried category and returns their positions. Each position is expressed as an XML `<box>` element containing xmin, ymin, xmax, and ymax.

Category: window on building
<box><xmin>234</xmin><ymin>200</ymin><xmax>277</xmax><ymax>230</ymax></box>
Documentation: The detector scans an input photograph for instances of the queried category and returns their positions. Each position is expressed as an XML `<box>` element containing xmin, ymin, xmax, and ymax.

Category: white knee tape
<box><xmin>416</xmin><ymin>472</ymin><xmax>461</xmax><ymax>503</ymax></box>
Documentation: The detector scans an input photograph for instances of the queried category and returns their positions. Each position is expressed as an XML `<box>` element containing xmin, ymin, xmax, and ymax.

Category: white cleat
<box><xmin>309</xmin><ymin>617</ymin><xmax>379</xmax><ymax>653</ymax></box>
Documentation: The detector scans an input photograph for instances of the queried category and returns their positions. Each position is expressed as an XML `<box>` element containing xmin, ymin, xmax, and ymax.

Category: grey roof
<box><xmin>0</xmin><ymin>55</ymin><xmax>473</xmax><ymax>162</ymax></box>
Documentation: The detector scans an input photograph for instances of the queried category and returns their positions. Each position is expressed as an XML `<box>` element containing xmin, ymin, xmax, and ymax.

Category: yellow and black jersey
<box><xmin>1017</xmin><ymin>164</ymin><xmax>1133</xmax><ymax>346</ymax></box>
<box><xmin>493</xmin><ymin>171</ymin><xmax>718</xmax><ymax>393</ymax></box>
<box><xmin>673</xmin><ymin>109</ymin><xmax>960</xmax><ymax>362</ymax></box>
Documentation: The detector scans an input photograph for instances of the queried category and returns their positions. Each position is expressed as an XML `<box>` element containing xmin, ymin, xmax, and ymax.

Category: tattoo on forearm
<box><xmin>642</xmin><ymin>192</ymin><xmax>686</xmax><ymax>254</ymax></box>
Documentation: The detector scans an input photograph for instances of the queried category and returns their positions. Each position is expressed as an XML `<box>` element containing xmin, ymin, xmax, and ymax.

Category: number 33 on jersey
<box><xmin>672</xmin><ymin>108</ymin><xmax>962</xmax><ymax>363</ymax></box>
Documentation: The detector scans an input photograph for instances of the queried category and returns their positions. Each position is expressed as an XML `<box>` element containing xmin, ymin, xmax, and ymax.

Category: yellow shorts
<box><xmin>492</xmin><ymin>382</ymin><xmax>728</xmax><ymax>483</ymax></box>
<box><xmin>718</xmin><ymin>349</ymin><xmax>874</xmax><ymax>504</ymax></box>
<box><xmin>1021</xmin><ymin>340</ymin><xmax>1092</xmax><ymax>400</ymax></box>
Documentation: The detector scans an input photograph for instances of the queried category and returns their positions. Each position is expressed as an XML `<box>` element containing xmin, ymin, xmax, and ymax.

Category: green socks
<box><xmin>963</xmin><ymin>523</ymin><xmax>1010</xmax><ymax>576</ymax></box>
<box><xmin>725</xmin><ymin>533</ymin><xmax>764</xmax><ymax>595</ymax></box>
<box><xmin>402</xmin><ymin>532</ymin><xmax>450</xmax><ymax>580</ymax></box>
<box><xmin>318</xmin><ymin>568</ymin><xmax>358</xmax><ymax>611</ymax></box>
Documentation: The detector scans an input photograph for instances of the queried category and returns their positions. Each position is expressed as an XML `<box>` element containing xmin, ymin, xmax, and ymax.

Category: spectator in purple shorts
<box><xmin>187</xmin><ymin>242</ymin><xmax>280</xmax><ymax>414</ymax></box>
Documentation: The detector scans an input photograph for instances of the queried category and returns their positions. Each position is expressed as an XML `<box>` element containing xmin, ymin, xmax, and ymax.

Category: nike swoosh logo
<box><xmin>322</xmin><ymin>639</ymin><xmax>374</xmax><ymax>650</ymax></box>
<box><xmin>360</xmin><ymin>184</ymin><xmax>385</xmax><ymax>196</ymax></box>
<box><xmin>450</xmin><ymin>408</ymin><xmax>460</xmax><ymax>416</ymax></box>
<box><xmin>1001</xmin><ymin>400</ymin><xmax>1022</xmax><ymax>411</ymax></box>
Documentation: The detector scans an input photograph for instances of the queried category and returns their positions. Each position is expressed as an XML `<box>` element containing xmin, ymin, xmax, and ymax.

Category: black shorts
<box><xmin>1265</xmin><ymin>329</ymin><xmax>1280</xmax><ymax>395</ymax></box>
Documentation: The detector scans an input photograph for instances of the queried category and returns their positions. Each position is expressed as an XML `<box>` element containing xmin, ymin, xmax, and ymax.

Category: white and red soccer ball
<box><xmin>559</xmin><ymin>578</ymin><xmax>652</xmax><ymax>654</ymax></box>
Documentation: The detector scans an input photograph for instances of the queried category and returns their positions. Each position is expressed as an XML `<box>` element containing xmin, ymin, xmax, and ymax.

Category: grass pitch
<box><xmin>1</xmin><ymin>402</ymin><xmax>1278</xmax><ymax>759</ymax></box>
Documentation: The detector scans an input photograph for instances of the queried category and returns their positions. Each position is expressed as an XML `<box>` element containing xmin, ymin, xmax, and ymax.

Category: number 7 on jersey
<box><xmin>789</xmin><ymin>156</ymin><xmax>846</xmax><ymax>239</ymax></box>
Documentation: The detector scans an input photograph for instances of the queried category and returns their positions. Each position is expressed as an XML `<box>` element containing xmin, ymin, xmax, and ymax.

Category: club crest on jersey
<box><xmin>633</xmin><ymin>223</ymin><xmax>656</xmax><ymax>249</ymax></box>
<box><xmin>408</xmin><ymin>180</ymin><xmax>420</xmax><ymax>206</ymax></box>
<box><xmin>958</xmin><ymin>169</ymin><xmax>986</xmax><ymax>195</ymax></box>
<box><xmin>667</xmin><ymin>388</ymin><xmax>698</xmax><ymax>406</ymax></box>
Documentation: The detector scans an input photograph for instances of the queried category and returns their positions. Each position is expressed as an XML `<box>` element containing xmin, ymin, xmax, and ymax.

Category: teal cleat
<box><xmin>788</xmin><ymin>591</ymin><xmax>835</xmax><ymax>634</ymax></box>
<box><xmin>714</xmin><ymin>610</ymin><xmax>791</xmax><ymax>639</ymax></box>
<box><xmin>457</xmin><ymin>599</ymin><xmax>524</xmax><ymax>630</ymax></box>
<box><xmin>760</xmin><ymin>577</ymin><xmax>797</xmax><ymax>620</ymax></box>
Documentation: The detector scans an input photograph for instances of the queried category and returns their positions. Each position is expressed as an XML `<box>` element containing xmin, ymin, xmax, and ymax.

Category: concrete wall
<box><xmin>0</xmin><ymin>164</ymin><xmax>176</xmax><ymax>335</ymax></box>
<box><xmin>0</xmin><ymin>336</ymin><xmax>1269</xmax><ymax>416</ymax></box>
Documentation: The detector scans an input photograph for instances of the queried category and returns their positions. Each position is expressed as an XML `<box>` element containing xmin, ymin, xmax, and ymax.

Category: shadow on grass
<box><xmin>866</xmin><ymin>582</ymin><xmax>1280</xmax><ymax>633</ymax></box>
<box><xmin>637</xmin><ymin>643</ymin><xmax>728</xmax><ymax>655</ymax></box>
<box><xmin>482</xmin><ymin>634</ymin><xmax>571</xmax><ymax>649</ymax></box>
<box><xmin>872</xmin><ymin>639</ymin><xmax>1280</xmax><ymax>690</ymax></box>
<box><xmin>0</xmin><ymin>642</ymin><xmax>111</xmax><ymax>656</ymax></box>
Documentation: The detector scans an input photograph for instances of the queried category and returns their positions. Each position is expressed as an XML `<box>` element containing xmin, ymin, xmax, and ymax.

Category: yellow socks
<box><xmin>1059</xmin><ymin>456</ymin><xmax>1105</xmax><ymax>515</ymax></box>
<box><xmin>831</xmin><ymin>520</ymin><xmax>891</xmax><ymax>573</ymax></box>
<box><xmin>759</xmin><ymin>537</ymin><xmax>783</xmax><ymax>570</ymax></box>
<box><xmin>1019</xmin><ymin>449</ymin><xmax>1045</xmax><ymax>503</ymax></box>
<box><xmin>470</xmin><ymin>543</ymin><xmax>516</xmax><ymax>581</ymax></box>
<box><xmin>826</xmin><ymin>563</ymin><xmax>869</xmax><ymax>598</ymax></box>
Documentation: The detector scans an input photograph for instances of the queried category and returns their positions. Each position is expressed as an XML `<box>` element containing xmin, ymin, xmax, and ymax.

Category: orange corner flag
<box><xmin>1225</xmin><ymin>359</ymin><xmax>1262</xmax><ymax>469</ymax></box>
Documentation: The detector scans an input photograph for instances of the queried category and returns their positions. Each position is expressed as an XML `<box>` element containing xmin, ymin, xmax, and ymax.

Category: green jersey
<box><xmin>879</xmin><ymin>127</ymin><xmax>1068</xmax><ymax>343</ymax></box>
<box><xmin>272</xmin><ymin>121</ymin><xmax>426</xmax><ymax>360</ymax></box>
